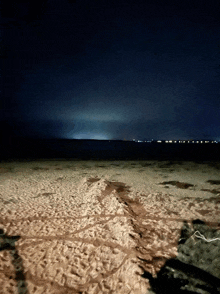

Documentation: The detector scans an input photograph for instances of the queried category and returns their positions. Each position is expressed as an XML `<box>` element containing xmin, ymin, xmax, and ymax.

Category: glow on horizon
<box><xmin>66</xmin><ymin>132</ymin><xmax>110</xmax><ymax>140</ymax></box>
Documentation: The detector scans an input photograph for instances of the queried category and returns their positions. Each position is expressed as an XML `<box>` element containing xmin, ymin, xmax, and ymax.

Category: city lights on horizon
<box><xmin>131</xmin><ymin>139</ymin><xmax>219</xmax><ymax>143</ymax></box>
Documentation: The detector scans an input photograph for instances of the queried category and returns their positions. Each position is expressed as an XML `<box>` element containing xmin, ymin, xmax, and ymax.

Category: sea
<box><xmin>0</xmin><ymin>137</ymin><xmax>220</xmax><ymax>162</ymax></box>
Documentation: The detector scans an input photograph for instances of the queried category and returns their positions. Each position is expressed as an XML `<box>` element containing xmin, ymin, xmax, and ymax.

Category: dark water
<box><xmin>1</xmin><ymin>138</ymin><xmax>220</xmax><ymax>162</ymax></box>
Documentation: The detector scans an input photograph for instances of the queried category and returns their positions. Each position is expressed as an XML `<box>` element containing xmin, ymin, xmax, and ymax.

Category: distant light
<box><xmin>68</xmin><ymin>132</ymin><xmax>109</xmax><ymax>140</ymax></box>
<box><xmin>157</xmin><ymin>140</ymin><xmax>162</xmax><ymax>143</ymax></box>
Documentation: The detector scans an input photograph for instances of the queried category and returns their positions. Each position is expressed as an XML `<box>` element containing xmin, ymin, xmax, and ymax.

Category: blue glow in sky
<box><xmin>68</xmin><ymin>132</ymin><xmax>110</xmax><ymax>140</ymax></box>
<box><xmin>1</xmin><ymin>0</ymin><xmax>220</xmax><ymax>140</ymax></box>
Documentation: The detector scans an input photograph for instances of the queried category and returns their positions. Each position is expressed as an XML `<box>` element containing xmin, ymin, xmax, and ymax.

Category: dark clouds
<box><xmin>1</xmin><ymin>0</ymin><xmax>220</xmax><ymax>140</ymax></box>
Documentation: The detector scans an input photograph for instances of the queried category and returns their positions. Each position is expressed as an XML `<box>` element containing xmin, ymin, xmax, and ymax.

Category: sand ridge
<box><xmin>0</xmin><ymin>160</ymin><xmax>220</xmax><ymax>293</ymax></box>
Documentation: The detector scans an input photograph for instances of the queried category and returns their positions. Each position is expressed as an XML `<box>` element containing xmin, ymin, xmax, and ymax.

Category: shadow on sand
<box><xmin>0</xmin><ymin>228</ymin><xmax>29</xmax><ymax>294</ymax></box>
<box><xmin>141</xmin><ymin>219</ymin><xmax>220</xmax><ymax>294</ymax></box>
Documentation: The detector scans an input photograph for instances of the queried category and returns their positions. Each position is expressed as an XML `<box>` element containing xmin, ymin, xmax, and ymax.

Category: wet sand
<box><xmin>0</xmin><ymin>160</ymin><xmax>220</xmax><ymax>293</ymax></box>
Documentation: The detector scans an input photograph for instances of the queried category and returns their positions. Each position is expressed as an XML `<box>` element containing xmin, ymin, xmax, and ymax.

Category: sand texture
<box><xmin>0</xmin><ymin>160</ymin><xmax>220</xmax><ymax>293</ymax></box>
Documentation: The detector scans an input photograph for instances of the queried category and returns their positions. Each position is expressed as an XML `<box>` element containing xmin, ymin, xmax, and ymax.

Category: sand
<box><xmin>0</xmin><ymin>160</ymin><xmax>220</xmax><ymax>294</ymax></box>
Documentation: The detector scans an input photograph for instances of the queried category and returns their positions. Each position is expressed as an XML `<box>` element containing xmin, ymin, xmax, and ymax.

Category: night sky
<box><xmin>1</xmin><ymin>0</ymin><xmax>220</xmax><ymax>141</ymax></box>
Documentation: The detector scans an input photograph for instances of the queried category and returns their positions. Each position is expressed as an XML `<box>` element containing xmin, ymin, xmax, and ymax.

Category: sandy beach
<box><xmin>0</xmin><ymin>159</ymin><xmax>220</xmax><ymax>293</ymax></box>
